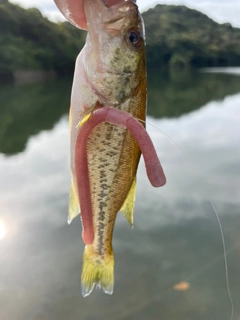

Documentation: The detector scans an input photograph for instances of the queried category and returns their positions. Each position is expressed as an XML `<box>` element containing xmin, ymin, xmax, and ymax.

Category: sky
<box><xmin>10</xmin><ymin>0</ymin><xmax>240</xmax><ymax>28</ymax></box>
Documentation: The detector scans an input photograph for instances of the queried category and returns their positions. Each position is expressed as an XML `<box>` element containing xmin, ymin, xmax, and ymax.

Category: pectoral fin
<box><xmin>68</xmin><ymin>178</ymin><xmax>80</xmax><ymax>224</ymax></box>
<box><xmin>120</xmin><ymin>177</ymin><xmax>136</xmax><ymax>227</ymax></box>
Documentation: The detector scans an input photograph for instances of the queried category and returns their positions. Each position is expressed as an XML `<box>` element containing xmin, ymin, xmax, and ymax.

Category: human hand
<box><xmin>54</xmin><ymin>0</ymin><xmax>128</xmax><ymax>30</ymax></box>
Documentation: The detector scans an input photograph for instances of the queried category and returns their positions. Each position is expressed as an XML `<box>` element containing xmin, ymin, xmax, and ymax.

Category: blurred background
<box><xmin>0</xmin><ymin>0</ymin><xmax>240</xmax><ymax>319</ymax></box>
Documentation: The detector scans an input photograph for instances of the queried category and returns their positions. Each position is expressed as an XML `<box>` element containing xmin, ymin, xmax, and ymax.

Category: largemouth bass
<box><xmin>69</xmin><ymin>0</ymin><xmax>146</xmax><ymax>296</ymax></box>
<box><xmin>65</xmin><ymin>0</ymin><xmax>166</xmax><ymax>297</ymax></box>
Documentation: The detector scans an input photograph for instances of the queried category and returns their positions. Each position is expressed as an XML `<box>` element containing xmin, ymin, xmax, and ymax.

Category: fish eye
<box><xmin>129</xmin><ymin>31</ymin><xmax>139</xmax><ymax>44</ymax></box>
<box><xmin>127</xmin><ymin>29</ymin><xmax>143</xmax><ymax>49</ymax></box>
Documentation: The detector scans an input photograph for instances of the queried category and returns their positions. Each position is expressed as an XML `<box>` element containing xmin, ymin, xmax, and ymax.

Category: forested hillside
<box><xmin>143</xmin><ymin>5</ymin><xmax>240</xmax><ymax>68</ymax></box>
<box><xmin>0</xmin><ymin>0</ymin><xmax>85</xmax><ymax>81</ymax></box>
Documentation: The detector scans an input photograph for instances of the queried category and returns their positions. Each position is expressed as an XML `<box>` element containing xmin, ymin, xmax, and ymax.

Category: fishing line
<box><xmin>137</xmin><ymin>118</ymin><xmax>181</xmax><ymax>149</ymax></box>
<box><xmin>210</xmin><ymin>201</ymin><xmax>234</xmax><ymax>320</ymax></box>
<box><xmin>137</xmin><ymin>117</ymin><xmax>235</xmax><ymax>320</ymax></box>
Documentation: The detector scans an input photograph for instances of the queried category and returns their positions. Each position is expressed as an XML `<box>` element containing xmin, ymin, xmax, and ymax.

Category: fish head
<box><xmin>83</xmin><ymin>0</ymin><xmax>146</xmax><ymax>106</ymax></box>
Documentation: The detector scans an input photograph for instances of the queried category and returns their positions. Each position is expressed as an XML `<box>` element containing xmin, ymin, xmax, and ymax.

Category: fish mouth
<box><xmin>85</xmin><ymin>0</ymin><xmax>139</xmax><ymax>34</ymax></box>
<box><xmin>102</xmin><ymin>0</ymin><xmax>139</xmax><ymax>26</ymax></box>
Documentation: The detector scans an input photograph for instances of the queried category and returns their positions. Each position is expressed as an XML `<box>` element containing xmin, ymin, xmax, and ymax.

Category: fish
<box><xmin>66</xmin><ymin>0</ymin><xmax>166</xmax><ymax>297</ymax></box>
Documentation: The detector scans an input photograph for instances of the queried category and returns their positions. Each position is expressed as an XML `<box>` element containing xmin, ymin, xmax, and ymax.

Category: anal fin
<box><xmin>120</xmin><ymin>176</ymin><xmax>136</xmax><ymax>227</ymax></box>
<box><xmin>68</xmin><ymin>178</ymin><xmax>80</xmax><ymax>224</ymax></box>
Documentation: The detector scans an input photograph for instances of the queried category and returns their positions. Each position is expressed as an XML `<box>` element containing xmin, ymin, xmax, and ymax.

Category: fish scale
<box><xmin>87</xmin><ymin>122</ymin><xmax>139</xmax><ymax>255</ymax></box>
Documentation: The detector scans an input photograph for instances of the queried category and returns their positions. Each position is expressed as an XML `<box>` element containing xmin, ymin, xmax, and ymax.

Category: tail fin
<box><xmin>81</xmin><ymin>245</ymin><xmax>114</xmax><ymax>297</ymax></box>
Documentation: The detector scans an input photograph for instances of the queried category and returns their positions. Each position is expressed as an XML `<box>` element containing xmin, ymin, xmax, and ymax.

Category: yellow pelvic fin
<box><xmin>120</xmin><ymin>176</ymin><xmax>136</xmax><ymax>226</ymax></box>
<box><xmin>68</xmin><ymin>178</ymin><xmax>80</xmax><ymax>224</ymax></box>
<box><xmin>81</xmin><ymin>246</ymin><xmax>114</xmax><ymax>297</ymax></box>
<box><xmin>77</xmin><ymin>113</ymin><xmax>91</xmax><ymax>129</ymax></box>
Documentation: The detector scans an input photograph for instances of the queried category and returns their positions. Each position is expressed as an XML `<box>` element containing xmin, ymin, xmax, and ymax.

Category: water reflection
<box><xmin>1</xmin><ymin>70</ymin><xmax>240</xmax><ymax>155</ymax></box>
<box><xmin>0</xmin><ymin>69</ymin><xmax>240</xmax><ymax>319</ymax></box>
<box><xmin>147</xmin><ymin>69</ymin><xmax>240</xmax><ymax>118</ymax></box>
<box><xmin>0</xmin><ymin>78</ymin><xmax>72</xmax><ymax>155</ymax></box>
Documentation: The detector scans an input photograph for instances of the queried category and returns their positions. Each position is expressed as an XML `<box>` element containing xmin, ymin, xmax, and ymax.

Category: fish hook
<box><xmin>101</xmin><ymin>0</ymin><xmax>110</xmax><ymax>7</ymax></box>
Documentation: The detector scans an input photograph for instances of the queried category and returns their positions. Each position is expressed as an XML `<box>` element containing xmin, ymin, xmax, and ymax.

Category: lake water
<box><xmin>0</xmin><ymin>68</ymin><xmax>240</xmax><ymax>320</ymax></box>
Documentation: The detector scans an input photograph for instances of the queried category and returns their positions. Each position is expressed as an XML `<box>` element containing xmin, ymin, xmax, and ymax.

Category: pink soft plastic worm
<box><xmin>75</xmin><ymin>107</ymin><xmax>166</xmax><ymax>245</ymax></box>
